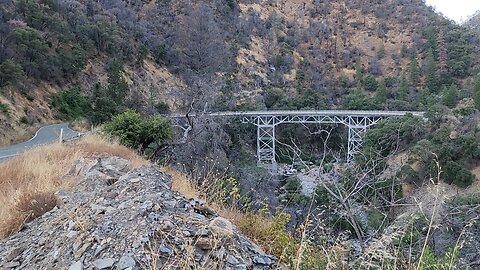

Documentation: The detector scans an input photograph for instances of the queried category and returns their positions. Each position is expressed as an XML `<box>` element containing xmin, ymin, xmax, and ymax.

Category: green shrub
<box><xmin>20</xmin><ymin>116</ymin><xmax>28</xmax><ymax>124</ymax></box>
<box><xmin>366</xmin><ymin>209</ymin><xmax>385</xmax><ymax>231</ymax></box>
<box><xmin>443</xmin><ymin>160</ymin><xmax>475</xmax><ymax>187</ymax></box>
<box><xmin>417</xmin><ymin>246</ymin><xmax>459</xmax><ymax>270</ymax></box>
<box><xmin>282</xmin><ymin>176</ymin><xmax>302</xmax><ymax>193</ymax></box>
<box><xmin>442</xmin><ymin>84</ymin><xmax>458</xmax><ymax>108</ymax></box>
<box><xmin>0</xmin><ymin>102</ymin><xmax>10</xmax><ymax>115</ymax></box>
<box><xmin>314</xmin><ymin>184</ymin><xmax>331</xmax><ymax>208</ymax></box>
<box><xmin>238</xmin><ymin>209</ymin><xmax>327</xmax><ymax>269</ymax></box>
<box><xmin>398</xmin><ymin>165</ymin><xmax>420</xmax><ymax>184</ymax></box>
<box><xmin>54</xmin><ymin>87</ymin><xmax>90</xmax><ymax>119</ymax></box>
<box><xmin>103</xmin><ymin>110</ymin><xmax>172</xmax><ymax>151</ymax></box>
<box><xmin>155</xmin><ymin>101</ymin><xmax>170</xmax><ymax>114</ymax></box>
<box><xmin>153</xmin><ymin>44</ymin><xmax>166</xmax><ymax>64</ymax></box>
<box><xmin>362</xmin><ymin>116</ymin><xmax>426</xmax><ymax>157</ymax></box>
<box><xmin>454</xmin><ymin>168</ymin><xmax>475</xmax><ymax>188</ymax></box>
<box><xmin>449</xmin><ymin>193</ymin><xmax>480</xmax><ymax>206</ymax></box>
<box><xmin>362</xmin><ymin>75</ymin><xmax>379</xmax><ymax>92</ymax></box>
<box><xmin>0</xmin><ymin>60</ymin><xmax>24</xmax><ymax>86</ymax></box>
<box><xmin>343</xmin><ymin>90</ymin><xmax>381</xmax><ymax>110</ymax></box>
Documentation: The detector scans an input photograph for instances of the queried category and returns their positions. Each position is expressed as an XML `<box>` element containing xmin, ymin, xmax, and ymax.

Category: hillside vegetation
<box><xmin>2</xmin><ymin>0</ymin><xmax>480</xmax><ymax>269</ymax></box>
<box><xmin>1</xmin><ymin>0</ymin><xmax>480</xmax><ymax>140</ymax></box>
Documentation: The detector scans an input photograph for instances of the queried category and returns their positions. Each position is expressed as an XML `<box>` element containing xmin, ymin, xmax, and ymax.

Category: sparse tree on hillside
<box><xmin>106</xmin><ymin>59</ymin><xmax>128</xmax><ymax>107</ymax></box>
<box><xmin>89</xmin><ymin>83</ymin><xmax>118</xmax><ymax>125</ymax></box>
<box><xmin>425</xmin><ymin>49</ymin><xmax>439</xmax><ymax>93</ymax></box>
<box><xmin>409</xmin><ymin>55</ymin><xmax>420</xmax><ymax>85</ymax></box>
<box><xmin>175</xmin><ymin>3</ymin><xmax>230</xmax><ymax>75</ymax></box>
<box><xmin>376</xmin><ymin>79</ymin><xmax>387</xmax><ymax>106</ymax></box>
<box><xmin>442</xmin><ymin>83</ymin><xmax>458</xmax><ymax>108</ymax></box>
<box><xmin>0</xmin><ymin>59</ymin><xmax>24</xmax><ymax>86</ymax></box>
<box><xmin>354</xmin><ymin>59</ymin><xmax>364</xmax><ymax>82</ymax></box>
<box><xmin>473</xmin><ymin>77</ymin><xmax>480</xmax><ymax>110</ymax></box>
<box><xmin>376</xmin><ymin>44</ymin><xmax>385</xmax><ymax>59</ymax></box>
<box><xmin>437</xmin><ymin>30</ymin><xmax>448</xmax><ymax>76</ymax></box>
<box><xmin>425</xmin><ymin>26</ymin><xmax>437</xmax><ymax>56</ymax></box>
<box><xmin>399</xmin><ymin>72</ymin><xmax>408</xmax><ymax>101</ymax></box>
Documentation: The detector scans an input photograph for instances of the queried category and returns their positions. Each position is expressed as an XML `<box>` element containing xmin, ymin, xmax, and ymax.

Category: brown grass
<box><xmin>0</xmin><ymin>134</ymin><xmax>148</xmax><ymax>238</ymax></box>
<box><xmin>74</xmin><ymin>134</ymin><xmax>148</xmax><ymax>169</ymax></box>
<box><xmin>162</xmin><ymin>166</ymin><xmax>199</xmax><ymax>199</ymax></box>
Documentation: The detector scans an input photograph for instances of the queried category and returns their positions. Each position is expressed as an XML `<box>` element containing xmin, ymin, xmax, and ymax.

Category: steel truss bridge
<box><xmin>169</xmin><ymin>110</ymin><xmax>425</xmax><ymax>171</ymax></box>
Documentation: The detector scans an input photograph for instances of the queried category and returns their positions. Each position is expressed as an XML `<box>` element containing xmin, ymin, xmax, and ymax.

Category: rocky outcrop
<box><xmin>0</xmin><ymin>157</ymin><xmax>282</xmax><ymax>270</ymax></box>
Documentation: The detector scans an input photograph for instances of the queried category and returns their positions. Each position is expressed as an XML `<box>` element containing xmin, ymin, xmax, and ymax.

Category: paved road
<box><xmin>168</xmin><ymin>110</ymin><xmax>425</xmax><ymax>118</ymax></box>
<box><xmin>0</xmin><ymin>123</ymin><xmax>83</xmax><ymax>161</ymax></box>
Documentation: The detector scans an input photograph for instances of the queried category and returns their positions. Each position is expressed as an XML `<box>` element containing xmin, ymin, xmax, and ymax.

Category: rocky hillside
<box><xmin>1</xmin><ymin>0</ymin><xmax>479</xmax><ymax>143</ymax></box>
<box><xmin>0</xmin><ymin>156</ymin><xmax>281</xmax><ymax>269</ymax></box>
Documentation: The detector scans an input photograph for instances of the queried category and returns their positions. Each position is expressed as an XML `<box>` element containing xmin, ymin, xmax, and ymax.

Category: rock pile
<box><xmin>0</xmin><ymin>157</ymin><xmax>282</xmax><ymax>270</ymax></box>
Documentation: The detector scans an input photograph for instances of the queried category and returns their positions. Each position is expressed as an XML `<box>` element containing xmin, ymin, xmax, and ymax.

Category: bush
<box><xmin>238</xmin><ymin>209</ymin><xmax>327</xmax><ymax>269</ymax></box>
<box><xmin>443</xmin><ymin>160</ymin><xmax>475</xmax><ymax>187</ymax></box>
<box><xmin>155</xmin><ymin>101</ymin><xmax>170</xmax><ymax>114</ymax></box>
<box><xmin>362</xmin><ymin>75</ymin><xmax>379</xmax><ymax>92</ymax></box>
<box><xmin>54</xmin><ymin>87</ymin><xmax>90</xmax><ymax>119</ymax></box>
<box><xmin>454</xmin><ymin>168</ymin><xmax>475</xmax><ymax>188</ymax></box>
<box><xmin>343</xmin><ymin>91</ymin><xmax>381</xmax><ymax>110</ymax></box>
<box><xmin>103</xmin><ymin>110</ymin><xmax>172</xmax><ymax>151</ymax></box>
<box><xmin>153</xmin><ymin>44</ymin><xmax>167</xmax><ymax>64</ymax></box>
<box><xmin>416</xmin><ymin>247</ymin><xmax>459</xmax><ymax>270</ymax></box>
<box><xmin>0</xmin><ymin>60</ymin><xmax>24</xmax><ymax>86</ymax></box>
<box><xmin>362</xmin><ymin>116</ymin><xmax>426</xmax><ymax>157</ymax></box>
<box><xmin>0</xmin><ymin>102</ymin><xmax>9</xmax><ymax>115</ymax></box>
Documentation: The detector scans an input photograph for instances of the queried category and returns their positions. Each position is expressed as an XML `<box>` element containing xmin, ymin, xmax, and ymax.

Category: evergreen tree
<box><xmin>0</xmin><ymin>60</ymin><xmax>24</xmax><ymax>86</ymax></box>
<box><xmin>89</xmin><ymin>83</ymin><xmax>118</xmax><ymax>125</ymax></box>
<box><xmin>473</xmin><ymin>77</ymin><xmax>480</xmax><ymax>110</ymax></box>
<box><xmin>409</xmin><ymin>55</ymin><xmax>420</xmax><ymax>85</ymax></box>
<box><xmin>354</xmin><ymin>59</ymin><xmax>364</xmax><ymax>82</ymax></box>
<box><xmin>425</xmin><ymin>49</ymin><xmax>439</xmax><ymax>93</ymax></box>
<box><xmin>376</xmin><ymin>79</ymin><xmax>388</xmax><ymax>106</ymax></box>
<box><xmin>399</xmin><ymin>73</ymin><xmax>408</xmax><ymax>101</ymax></box>
<box><xmin>425</xmin><ymin>26</ymin><xmax>438</xmax><ymax>57</ymax></box>
<box><xmin>442</xmin><ymin>83</ymin><xmax>458</xmax><ymax>108</ymax></box>
<box><xmin>106</xmin><ymin>59</ymin><xmax>128</xmax><ymax>107</ymax></box>
<box><xmin>437</xmin><ymin>30</ymin><xmax>448</xmax><ymax>75</ymax></box>
<box><xmin>417</xmin><ymin>87</ymin><xmax>433</xmax><ymax>109</ymax></box>
<box><xmin>377</xmin><ymin>44</ymin><xmax>386</xmax><ymax>59</ymax></box>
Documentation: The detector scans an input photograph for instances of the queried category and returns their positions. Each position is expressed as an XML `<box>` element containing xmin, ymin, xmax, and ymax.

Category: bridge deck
<box><xmin>168</xmin><ymin>110</ymin><xmax>425</xmax><ymax>170</ymax></box>
<box><xmin>168</xmin><ymin>110</ymin><xmax>425</xmax><ymax>118</ymax></box>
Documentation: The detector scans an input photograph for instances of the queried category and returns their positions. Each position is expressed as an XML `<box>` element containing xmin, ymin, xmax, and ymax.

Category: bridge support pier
<box><xmin>346</xmin><ymin>116</ymin><xmax>380</xmax><ymax>162</ymax></box>
<box><xmin>256</xmin><ymin>116</ymin><xmax>277</xmax><ymax>173</ymax></box>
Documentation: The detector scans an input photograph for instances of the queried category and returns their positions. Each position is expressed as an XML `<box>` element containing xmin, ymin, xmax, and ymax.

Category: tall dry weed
<box><xmin>0</xmin><ymin>134</ymin><xmax>147</xmax><ymax>238</ymax></box>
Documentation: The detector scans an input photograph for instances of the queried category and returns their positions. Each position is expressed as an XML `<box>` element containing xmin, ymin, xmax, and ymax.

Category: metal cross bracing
<box><xmin>168</xmin><ymin>110</ymin><xmax>425</xmax><ymax>172</ymax></box>
<box><xmin>241</xmin><ymin>114</ymin><xmax>384</xmax><ymax>170</ymax></box>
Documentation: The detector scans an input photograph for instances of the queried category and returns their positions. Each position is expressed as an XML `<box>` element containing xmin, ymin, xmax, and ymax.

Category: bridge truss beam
<box><xmin>242</xmin><ymin>114</ymin><xmax>383</xmax><ymax>170</ymax></box>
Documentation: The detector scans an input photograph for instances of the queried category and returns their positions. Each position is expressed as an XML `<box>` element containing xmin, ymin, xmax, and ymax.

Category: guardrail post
<box><xmin>59</xmin><ymin>128</ymin><xmax>63</xmax><ymax>144</ymax></box>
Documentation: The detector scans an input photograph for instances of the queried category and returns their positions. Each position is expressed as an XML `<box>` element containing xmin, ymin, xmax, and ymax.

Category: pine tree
<box><xmin>377</xmin><ymin>43</ymin><xmax>386</xmax><ymax>59</ymax></box>
<box><xmin>425</xmin><ymin>49</ymin><xmax>439</xmax><ymax>93</ymax></box>
<box><xmin>354</xmin><ymin>58</ymin><xmax>364</xmax><ymax>82</ymax></box>
<box><xmin>425</xmin><ymin>26</ymin><xmax>438</xmax><ymax>57</ymax></box>
<box><xmin>473</xmin><ymin>77</ymin><xmax>480</xmax><ymax>110</ymax></box>
<box><xmin>409</xmin><ymin>55</ymin><xmax>420</xmax><ymax>85</ymax></box>
<box><xmin>106</xmin><ymin>59</ymin><xmax>129</xmax><ymax>107</ymax></box>
<box><xmin>437</xmin><ymin>30</ymin><xmax>448</xmax><ymax>75</ymax></box>
<box><xmin>89</xmin><ymin>83</ymin><xmax>118</xmax><ymax>125</ymax></box>
<box><xmin>442</xmin><ymin>83</ymin><xmax>457</xmax><ymax>108</ymax></box>
<box><xmin>417</xmin><ymin>87</ymin><xmax>432</xmax><ymax>109</ymax></box>
<box><xmin>376</xmin><ymin>79</ymin><xmax>388</xmax><ymax>106</ymax></box>
<box><xmin>399</xmin><ymin>73</ymin><xmax>408</xmax><ymax>101</ymax></box>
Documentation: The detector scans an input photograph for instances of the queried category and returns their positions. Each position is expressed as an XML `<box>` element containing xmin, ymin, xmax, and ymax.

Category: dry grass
<box><xmin>162</xmin><ymin>166</ymin><xmax>199</xmax><ymax>199</ymax></box>
<box><xmin>0</xmin><ymin>134</ymin><xmax>148</xmax><ymax>238</ymax></box>
<box><xmin>165</xmin><ymin>165</ymin><xmax>330</xmax><ymax>269</ymax></box>
<box><xmin>74</xmin><ymin>134</ymin><xmax>148</xmax><ymax>169</ymax></box>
